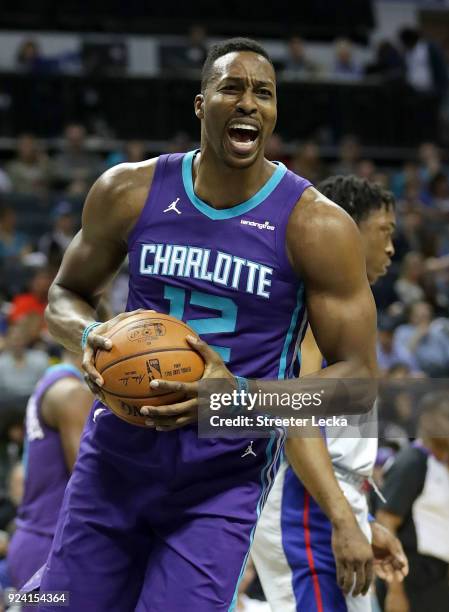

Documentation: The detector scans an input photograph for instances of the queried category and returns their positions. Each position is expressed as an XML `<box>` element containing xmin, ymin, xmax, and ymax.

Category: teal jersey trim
<box><xmin>46</xmin><ymin>363</ymin><xmax>83</xmax><ymax>380</ymax></box>
<box><xmin>278</xmin><ymin>286</ymin><xmax>304</xmax><ymax>379</ymax></box>
<box><xmin>182</xmin><ymin>150</ymin><xmax>287</xmax><ymax>220</ymax></box>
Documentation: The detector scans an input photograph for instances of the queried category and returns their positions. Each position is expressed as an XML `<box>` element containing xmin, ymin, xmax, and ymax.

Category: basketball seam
<box><xmin>97</xmin><ymin>347</ymin><xmax>200</xmax><ymax>375</ymax></box>
<box><xmin>103</xmin><ymin>314</ymin><xmax>194</xmax><ymax>341</ymax></box>
<box><xmin>102</xmin><ymin>389</ymin><xmax>183</xmax><ymax>400</ymax></box>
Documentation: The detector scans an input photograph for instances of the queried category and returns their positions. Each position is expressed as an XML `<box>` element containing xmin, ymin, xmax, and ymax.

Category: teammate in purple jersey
<box><xmin>38</xmin><ymin>38</ymin><xmax>377</xmax><ymax>611</ymax></box>
<box><xmin>7</xmin><ymin>353</ymin><xmax>92</xmax><ymax>595</ymax></box>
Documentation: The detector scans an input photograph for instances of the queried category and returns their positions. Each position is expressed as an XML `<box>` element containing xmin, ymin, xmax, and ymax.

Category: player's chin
<box><xmin>222</xmin><ymin>135</ymin><xmax>261</xmax><ymax>168</ymax></box>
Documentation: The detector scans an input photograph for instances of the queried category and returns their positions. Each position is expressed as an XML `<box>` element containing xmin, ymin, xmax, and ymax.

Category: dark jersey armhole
<box><xmin>127</xmin><ymin>155</ymin><xmax>169</xmax><ymax>252</ymax></box>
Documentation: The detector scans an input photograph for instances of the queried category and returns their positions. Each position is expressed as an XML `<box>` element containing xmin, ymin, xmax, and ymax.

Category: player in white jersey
<box><xmin>252</xmin><ymin>176</ymin><xmax>408</xmax><ymax>611</ymax></box>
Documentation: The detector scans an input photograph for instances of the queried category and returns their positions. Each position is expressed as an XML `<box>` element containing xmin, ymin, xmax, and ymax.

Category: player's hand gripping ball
<box><xmin>94</xmin><ymin>311</ymin><xmax>205</xmax><ymax>426</ymax></box>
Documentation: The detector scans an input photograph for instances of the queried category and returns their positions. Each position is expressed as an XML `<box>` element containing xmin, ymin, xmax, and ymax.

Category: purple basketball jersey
<box><xmin>126</xmin><ymin>150</ymin><xmax>310</xmax><ymax>379</ymax></box>
<box><xmin>35</xmin><ymin>154</ymin><xmax>313</xmax><ymax>611</ymax></box>
<box><xmin>17</xmin><ymin>364</ymin><xmax>82</xmax><ymax>536</ymax></box>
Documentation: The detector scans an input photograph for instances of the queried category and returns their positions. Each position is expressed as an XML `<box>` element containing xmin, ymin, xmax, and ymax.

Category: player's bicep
<box><xmin>54</xmin><ymin>170</ymin><xmax>130</xmax><ymax>300</ymax></box>
<box><xmin>55</xmin><ymin>230</ymin><xmax>125</xmax><ymax>302</ymax></box>
<box><xmin>289</xmin><ymin>195</ymin><xmax>377</xmax><ymax>370</ymax></box>
<box><xmin>307</xmin><ymin>280</ymin><xmax>377</xmax><ymax>368</ymax></box>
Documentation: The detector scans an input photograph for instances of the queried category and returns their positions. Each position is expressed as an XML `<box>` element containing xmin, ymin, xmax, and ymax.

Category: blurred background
<box><xmin>0</xmin><ymin>0</ymin><xmax>449</xmax><ymax>609</ymax></box>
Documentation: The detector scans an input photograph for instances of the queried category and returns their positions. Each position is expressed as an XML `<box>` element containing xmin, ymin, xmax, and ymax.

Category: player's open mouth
<box><xmin>227</xmin><ymin>124</ymin><xmax>259</xmax><ymax>155</ymax></box>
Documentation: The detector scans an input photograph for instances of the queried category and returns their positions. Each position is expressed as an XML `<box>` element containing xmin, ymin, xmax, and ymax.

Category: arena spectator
<box><xmin>106</xmin><ymin>140</ymin><xmax>146</xmax><ymax>168</ymax></box>
<box><xmin>365</xmin><ymin>39</ymin><xmax>404</xmax><ymax>82</ymax></box>
<box><xmin>50</xmin><ymin>124</ymin><xmax>102</xmax><ymax>193</ymax></box>
<box><xmin>332</xmin><ymin>38</ymin><xmax>361</xmax><ymax>80</ymax></box>
<box><xmin>290</xmin><ymin>141</ymin><xmax>327</xmax><ymax>184</ymax></box>
<box><xmin>399</xmin><ymin>28</ymin><xmax>448</xmax><ymax>98</ymax></box>
<box><xmin>282</xmin><ymin>36</ymin><xmax>320</xmax><ymax>78</ymax></box>
<box><xmin>376</xmin><ymin>391</ymin><xmax>449</xmax><ymax>612</ymax></box>
<box><xmin>0</xmin><ymin>324</ymin><xmax>48</xmax><ymax>395</ymax></box>
<box><xmin>332</xmin><ymin>135</ymin><xmax>361</xmax><ymax>175</ymax></box>
<box><xmin>0</xmin><ymin>169</ymin><xmax>11</xmax><ymax>195</ymax></box>
<box><xmin>5</xmin><ymin>134</ymin><xmax>50</xmax><ymax>196</ymax></box>
<box><xmin>397</xmin><ymin>206</ymin><xmax>436</xmax><ymax>258</ymax></box>
<box><xmin>160</xmin><ymin>25</ymin><xmax>208</xmax><ymax>73</ymax></box>
<box><xmin>428</xmin><ymin>171</ymin><xmax>449</xmax><ymax>213</ymax></box>
<box><xmin>8</xmin><ymin>268</ymin><xmax>53</xmax><ymax>328</ymax></box>
<box><xmin>184</xmin><ymin>25</ymin><xmax>208</xmax><ymax>70</ymax></box>
<box><xmin>0</xmin><ymin>206</ymin><xmax>31</xmax><ymax>267</ymax></box>
<box><xmin>38</xmin><ymin>201</ymin><xmax>77</xmax><ymax>267</ymax></box>
<box><xmin>264</xmin><ymin>133</ymin><xmax>291</xmax><ymax>167</ymax></box>
<box><xmin>417</xmin><ymin>142</ymin><xmax>447</xmax><ymax>187</ymax></box>
<box><xmin>356</xmin><ymin>159</ymin><xmax>377</xmax><ymax>183</ymax></box>
<box><xmin>15</xmin><ymin>39</ymin><xmax>45</xmax><ymax>73</ymax></box>
<box><xmin>393</xmin><ymin>301</ymin><xmax>449</xmax><ymax>376</ymax></box>
<box><xmin>394</xmin><ymin>252</ymin><xmax>426</xmax><ymax>305</ymax></box>
<box><xmin>377</xmin><ymin>315</ymin><xmax>403</xmax><ymax>374</ymax></box>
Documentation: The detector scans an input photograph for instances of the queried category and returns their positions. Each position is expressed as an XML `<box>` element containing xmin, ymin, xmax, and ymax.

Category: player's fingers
<box><xmin>341</xmin><ymin>565</ymin><xmax>354</xmax><ymax>595</ymax></box>
<box><xmin>186</xmin><ymin>335</ymin><xmax>222</xmax><ymax>364</ymax></box>
<box><xmin>351</xmin><ymin>561</ymin><xmax>366</xmax><ymax>597</ymax></box>
<box><xmin>361</xmin><ymin>559</ymin><xmax>374</xmax><ymax>596</ymax></box>
<box><xmin>140</xmin><ymin>398</ymin><xmax>197</xmax><ymax>418</ymax></box>
<box><xmin>394</xmin><ymin>568</ymin><xmax>406</xmax><ymax>582</ymax></box>
<box><xmin>374</xmin><ymin>563</ymin><xmax>390</xmax><ymax>582</ymax></box>
<box><xmin>149</xmin><ymin>379</ymin><xmax>197</xmax><ymax>397</ymax></box>
<box><xmin>88</xmin><ymin>332</ymin><xmax>112</xmax><ymax>352</ymax></box>
<box><xmin>83</xmin><ymin>374</ymin><xmax>105</xmax><ymax>403</ymax></box>
<box><xmin>82</xmin><ymin>345</ymin><xmax>104</xmax><ymax>386</ymax></box>
<box><xmin>335</xmin><ymin>560</ymin><xmax>345</xmax><ymax>592</ymax></box>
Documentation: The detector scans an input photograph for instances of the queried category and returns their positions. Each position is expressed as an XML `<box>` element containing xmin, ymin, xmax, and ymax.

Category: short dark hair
<box><xmin>317</xmin><ymin>175</ymin><xmax>395</xmax><ymax>224</ymax></box>
<box><xmin>201</xmin><ymin>37</ymin><xmax>273</xmax><ymax>92</ymax></box>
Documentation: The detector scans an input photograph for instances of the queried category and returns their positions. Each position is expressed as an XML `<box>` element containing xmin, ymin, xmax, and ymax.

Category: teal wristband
<box><xmin>231</xmin><ymin>376</ymin><xmax>250</xmax><ymax>414</ymax></box>
<box><xmin>81</xmin><ymin>322</ymin><xmax>102</xmax><ymax>350</ymax></box>
<box><xmin>235</xmin><ymin>376</ymin><xmax>249</xmax><ymax>394</ymax></box>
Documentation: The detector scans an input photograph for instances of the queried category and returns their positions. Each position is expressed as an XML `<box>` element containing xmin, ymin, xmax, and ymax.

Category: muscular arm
<box><xmin>291</xmin><ymin>187</ymin><xmax>377</xmax><ymax>379</ymax></box>
<box><xmin>45</xmin><ymin>161</ymin><xmax>156</xmax><ymax>352</ymax></box>
<box><xmin>41</xmin><ymin>378</ymin><xmax>93</xmax><ymax>470</ymax></box>
<box><xmin>281</xmin><ymin>189</ymin><xmax>378</xmax><ymax>594</ymax></box>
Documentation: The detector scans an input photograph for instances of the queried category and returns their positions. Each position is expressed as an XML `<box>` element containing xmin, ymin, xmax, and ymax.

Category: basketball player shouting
<box><xmin>39</xmin><ymin>39</ymin><xmax>378</xmax><ymax>611</ymax></box>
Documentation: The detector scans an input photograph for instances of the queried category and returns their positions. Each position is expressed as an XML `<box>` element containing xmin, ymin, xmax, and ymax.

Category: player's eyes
<box><xmin>258</xmin><ymin>89</ymin><xmax>272</xmax><ymax>97</ymax></box>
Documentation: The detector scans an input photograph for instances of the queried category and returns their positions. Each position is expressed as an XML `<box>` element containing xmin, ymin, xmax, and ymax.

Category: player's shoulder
<box><xmin>45</xmin><ymin>374</ymin><xmax>86</xmax><ymax>405</ymax></box>
<box><xmin>42</xmin><ymin>374</ymin><xmax>92</xmax><ymax>428</ymax></box>
<box><xmin>82</xmin><ymin>157</ymin><xmax>160</xmax><ymax>233</ymax></box>
<box><xmin>93</xmin><ymin>157</ymin><xmax>159</xmax><ymax>200</ymax></box>
<box><xmin>287</xmin><ymin>185</ymin><xmax>360</xmax><ymax>246</ymax></box>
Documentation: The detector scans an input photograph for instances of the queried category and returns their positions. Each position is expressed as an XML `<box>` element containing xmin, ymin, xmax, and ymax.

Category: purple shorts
<box><xmin>8</xmin><ymin>527</ymin><xmax>53</xmax><ymax>591</ymax></box>
<box><xmin>38</xmin><ymin>405</ymin><xmax>284</xmax><ymax>611</ymax></box>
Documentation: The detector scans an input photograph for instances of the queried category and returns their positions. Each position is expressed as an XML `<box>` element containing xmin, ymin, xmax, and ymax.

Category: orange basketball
<box><xmin>95</xmin><ymin>311</ymin><xmax>205</xmax><ymax>427</ymax></box>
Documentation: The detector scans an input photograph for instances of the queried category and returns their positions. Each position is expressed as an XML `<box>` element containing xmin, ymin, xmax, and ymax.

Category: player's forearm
<box><xmin>285</xmin><ymin>436</ymin><xmax>356</xmax><ymax>527</ymax></box>
<box><xmin>45</xmin><ymin>283</ymin><xmax>100</xmax><ymax>352</ymax></box>
<box><xmin>251</xmin><ymin>361</ymin><xmax>377</xmax><ymax>417</ymax></box>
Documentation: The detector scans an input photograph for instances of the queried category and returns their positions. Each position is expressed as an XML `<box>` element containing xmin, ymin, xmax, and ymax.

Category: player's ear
<box><xmin>194</xmin><ymin>94</ymin><xmax>205</xmax><ymax>120</ymax></box>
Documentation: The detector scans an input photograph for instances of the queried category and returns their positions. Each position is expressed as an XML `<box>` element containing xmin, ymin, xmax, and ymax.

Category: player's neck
<box><xmin>192</xmin><ymin>147</ymin><xmax>275</xmax><ymax>209</ymax></box>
